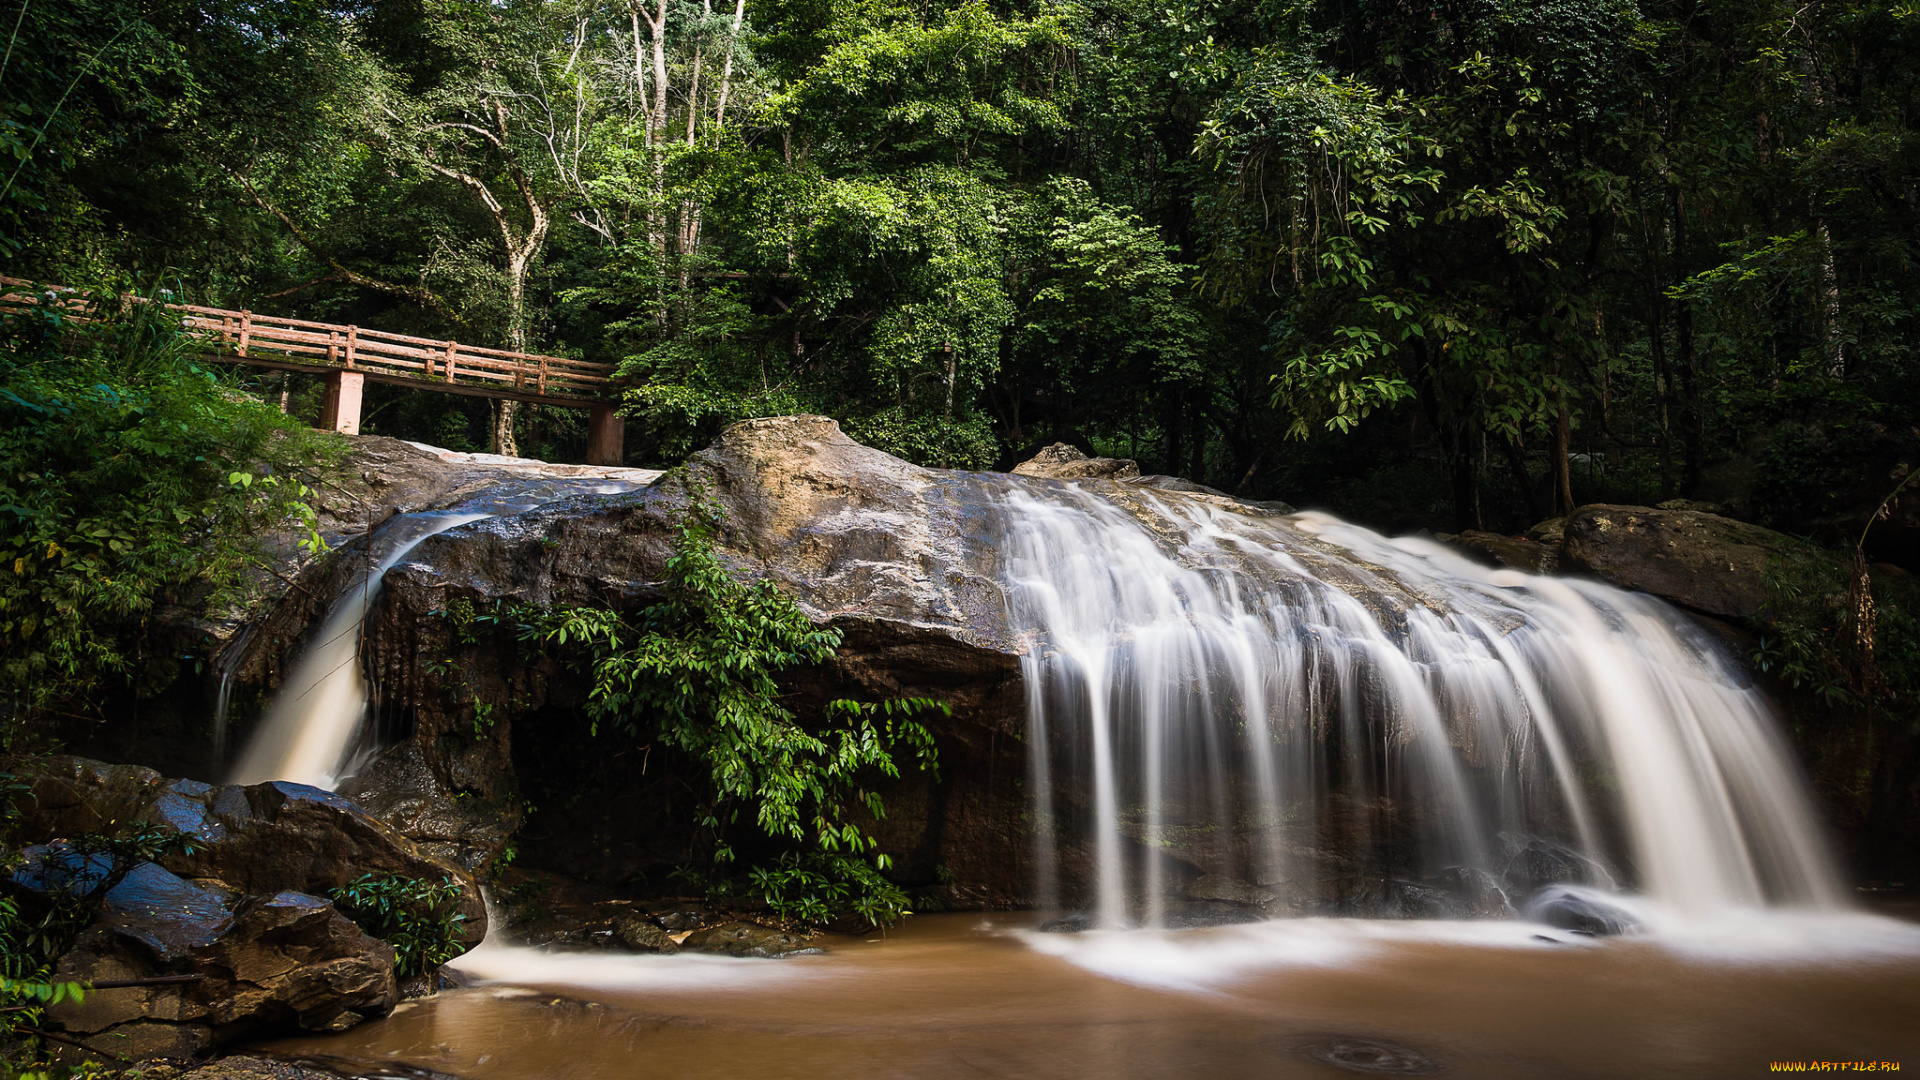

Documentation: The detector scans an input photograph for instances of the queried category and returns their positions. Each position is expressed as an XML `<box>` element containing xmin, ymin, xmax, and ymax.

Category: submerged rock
<box><xmin>1429</xmin><ymin>866</ymin><xmax>1517</xmax><ymax>919</ymax></box>
<box><xmin>1500</xmin><ymin>835</ymin><xmax>1618</xmax><ymax>896</ymax></box>
<box><xmin>1525</xmin><ymin>886</ymin><xmax>1638</xmax><ymax>936</ymax></box>
<box><xmin>680</xmin><ymin>922</ymin><xmax>824</xmax><ymax>958</ymax></box>
<box><xmin>1038</xmin><ymin>911</ymin><xmax>1098</xmax><ymax>933</ymax></box>
<box><xmin>612</xmin><ymin>912</ymin><xmax>680</xmax><ymax>953</ymax></box>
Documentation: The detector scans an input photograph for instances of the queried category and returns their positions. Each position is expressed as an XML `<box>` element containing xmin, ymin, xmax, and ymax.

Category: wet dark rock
<box><xmin>1161</xmin><ymin>900</ymin><xmax>1266</xmax><ymax>928</ymax></box>
<box><xmin>612</xmin><ymin>912</ymin><xmax>680</xmax><ymax>953</ymax></box>
<box><xmin>1500</xmin><ymin>835</ymin><xmax>1618</xmax><ymax>895</ymax></box>
<box><xmin>1125</xmin><ymin>474</ymin><xmax>1295</xmax><ymax>514</ymax></box>
<box><xmin>1439</xmin><ymin>530</ymin><xmax>1559</xmax><ymax>574</ymax></box>
<box><xmin>1524</xmin><ymin>885</ymin><xmax>1637</xmax><ymax>936</ymax></box>
<box><xmin>338</xmin><ymin>741</ymin><xmax>515</xmax><ymax>874</ymax></box>
<box><xmin>1184</xmin><ymin>874</ymin><xmax>1277</xmax><ymax>908</ymax></box>
<box><xmin>1560</xmin><ymin>504</ymin><xmax>1836</xmax><ymax>620</ymax></box>
<box><xmin>1011</xmin><ymin>442</ymin><xmax>1141</xmax><ymax>480</ymax></box>
<box><xmin>1526</xmin><ymin>517</ymin><xmax>1567</xmax><ymax>543</ymax></box>
<box><xmin>652</xmin><ymin>908</ymin><xmax>713</xmax><ymax>933</ymax></box>
<box><xmin>48</xmin><ymin>878</ymin><xmax>395</xmax><ymax>1059</ymax></box>
<box><xmin>1038</xmin><ymin>911</ymin><xmax>1099</xmax><ymax>933</ymax></box>
<box><xmin>1127</xmin><ymin>474</ymin><xmax>1233</xmax><ymax>497</ymax></box>
<box><xmin>7</xmin><ymin>756</ymin><xmax>490</xmax><ymax>1058</ymax></box>
<box><xmin>680</xmin><ymin>921</ymin><xmax>824</xmax><ymax>958</ymax></box>
<box><xmin>1429</xmin><ymin>866</ymin><xmax>1516</xmax><ymax>919</ymax></box>
<box><xmin>16</xmin><ymin>755</ymin><xmax>486</xmax><ymax>947</ymax></box>
<box><xmin>1383</xmin><ymin>881</ymin><xmax>1460</xmax><ymax>920</ymax></box>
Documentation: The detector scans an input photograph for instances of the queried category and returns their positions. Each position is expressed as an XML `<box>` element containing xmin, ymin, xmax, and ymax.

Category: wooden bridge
<box><xmin>0</xmin><ymin>278</ymin><xmax>627</xmax><ymax>464</ymax></box>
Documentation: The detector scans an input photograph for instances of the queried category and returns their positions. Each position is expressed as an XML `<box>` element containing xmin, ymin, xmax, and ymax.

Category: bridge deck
<box><xmin>2</xmin><ymin>278</ymin><xmax>629</xmax><ymax>462</ymax></box>
<box><xmin>0</xmin><ymin>278</ymin><xmax>619</xmax><ymax>406</ymax></box>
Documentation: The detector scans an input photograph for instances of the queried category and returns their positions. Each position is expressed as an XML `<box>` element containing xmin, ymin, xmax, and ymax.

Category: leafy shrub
<box><xmin>513</xmin><ymin>503</ymin><xmax>947</xmax><ymax>927</ymax></box>
<box><xmin>328</xmin><ymin>873</ymin><xmax>468</xmax><ymax>977</ymax></box>
<box><xmin>0</xmin><ymin>280</ymin><xmax>335</xmax><ymax>732</ymax></box>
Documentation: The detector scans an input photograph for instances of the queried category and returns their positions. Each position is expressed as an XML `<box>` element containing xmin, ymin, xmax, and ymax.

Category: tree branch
<box><xmin>226</xmin><ymin>168</ymin><xmax>468</xmax><ymax>331</ymax></box>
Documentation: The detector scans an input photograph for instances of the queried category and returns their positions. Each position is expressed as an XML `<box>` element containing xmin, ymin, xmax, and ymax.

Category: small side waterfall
<box><xmin>229</xmin><ymin>511</ymin><xmax>490</xmax><ymax>788</ymax></box>
<box><xmin>999</xmin><ymin>482</ymin><xmax>1843</xmax><ymax>924</ymax></box>
<box><xmin>228</xmin><ymin>465</ymin><xmax>656</xmax><ymax>791</ymax></box>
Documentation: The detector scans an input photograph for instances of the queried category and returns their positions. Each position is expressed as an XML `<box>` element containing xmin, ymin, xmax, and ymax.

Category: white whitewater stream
<box><xmin>228</xmin><ymin>463</ymin><xmax>653</xmax><ymax>789</ymax></box>
<box><xmin>999</xmin><ymin>483</ymin><xmax>1843</xmax><ymax>924</ymax></box>
<box><xmin>228</xmin><ymin>511</ymin><xmax>492</xmax><ymax>788</ymax></box>
<box><xmin>235</xmin><ymin>454</ymin><xmax>1846</xmax><ymax>926</ymax></box>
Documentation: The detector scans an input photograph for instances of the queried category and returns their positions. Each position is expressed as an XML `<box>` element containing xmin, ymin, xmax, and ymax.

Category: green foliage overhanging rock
<box><xmin>0</xmin><ymin>283</ymin><xmax>336</xmax><ymax>736</ymax></box>
<box><xmin>500</xmin><ymin>503</ymin><xmax>947</xmax><ymax>929</ymax></box>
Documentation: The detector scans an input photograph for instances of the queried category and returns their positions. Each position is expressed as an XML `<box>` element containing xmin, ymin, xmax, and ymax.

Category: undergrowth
<box><xmin>441</xmin><ymin>500</ymin><xmax>948</xmax><ymax>928</ymax></box>
<box><xmin>328</xmin><ymin>873</ymin><xmax>469</xmax><ymax>977</ymax></box>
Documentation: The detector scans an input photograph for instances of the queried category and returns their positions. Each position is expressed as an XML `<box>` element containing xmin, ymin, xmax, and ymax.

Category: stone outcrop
<box><xmin>335</xmin><ymin>416</ymin><xmax>1034</xmax><ymax>895</ymax></box>
<box><xmin>45</xmin><ymin>875</ymin><xmax>397</xmax><ymax>1058</ymax></box>
<box><xmin>1438</xmin><ymin>530</ymin><xmax>1559</xmax><ymax>574</ymax></box>
<box><xmin>1010</xmin><ymin>442</ymin><xmax>1141</xmax><ymax>480</ymax></box>
<box><xmin>17</xmin><ymin>756</ymin><xmax>486</xmax><ymax>946</ymax></box>
<box><xmin>1559</xmin><ymin>503</ymin><xmax>1825</xmax><ymax>619</ymax></box>
<box><xmin>6</xmin><ymin>756</ymin><xmax>483</xmax><ymax>1058</ymax></box>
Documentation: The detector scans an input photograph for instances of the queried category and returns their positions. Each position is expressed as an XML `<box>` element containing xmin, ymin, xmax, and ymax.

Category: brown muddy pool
<box><xmin>258</xmin><ymin>912</ymin><xmax>1920</xmax><ymax>1079</ymax></box>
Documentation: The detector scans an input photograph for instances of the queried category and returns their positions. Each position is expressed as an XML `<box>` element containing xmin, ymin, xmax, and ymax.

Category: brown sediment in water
<box><xmin>255</xmin><ymin>914</ymin><xmax>1920</xmax><ymax>1079</ymax></box>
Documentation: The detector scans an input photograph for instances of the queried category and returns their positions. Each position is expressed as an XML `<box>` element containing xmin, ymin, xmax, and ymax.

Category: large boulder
<box><xmin>1560</xmin><ymin>504</ymin><xmax>1826</xmax><ymax>619</ymax></box>
<box><xmin>16</xmin><ymin>756</ymin><xmax>486</xmax><ymax>947</ymax></box>
<box><xmin>6</xmin><ymin>756</ymin><xmax>483</xmax><ymax>1056</ymax></box>
<box><xmin>34</xmin><ymin>862</ymin><xmax>395</xmax><ymax>1058</ymax></box>
<box><xmin>354</xmin><ymin>415</ymin><xmax>1034</xmax><ymax>895</ymax></box>
<box><xmin>1439</xmin><ymin>530</ymin><xmax>1559</xmax><ymax>574</ymax></box>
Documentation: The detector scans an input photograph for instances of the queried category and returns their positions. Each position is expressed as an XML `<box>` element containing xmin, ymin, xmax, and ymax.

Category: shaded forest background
<box><xmin>3</xmin><ymin>0</ymin><xmax>1916</xmax><ymax>549</ymax></box>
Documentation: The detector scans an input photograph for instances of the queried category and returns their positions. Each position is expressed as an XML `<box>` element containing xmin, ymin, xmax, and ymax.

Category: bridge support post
<box><xmin>586</xmin><ymin>403</ymin><xmax>625</xmax><ymax>466</ymax></box>
<box><xmin>320</xmin><ymin>370</ymin><xmax>364</xmax><ymax>435</ymax></box>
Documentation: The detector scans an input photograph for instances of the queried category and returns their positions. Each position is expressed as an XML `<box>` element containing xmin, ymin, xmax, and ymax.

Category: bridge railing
<box><xmin>0</xmin><ymin>277</ymin><xmax>616</xmax><ymax>400</ymax></box>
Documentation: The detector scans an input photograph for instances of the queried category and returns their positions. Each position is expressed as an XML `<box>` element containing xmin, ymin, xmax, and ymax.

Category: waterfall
<box><xmin>228</xmin><ymin>466</ymin><xmax>656</xmax><ymax>791</ymax></box>
<box><xmin>1000</xmin><ymin>481</ymin><xmax>1844</xmax><ymax>925</ymax></box>
<box><xmin>228</xmin><ymin>511</ymin><xmax>491</xmax><ymax>788</ymax></box>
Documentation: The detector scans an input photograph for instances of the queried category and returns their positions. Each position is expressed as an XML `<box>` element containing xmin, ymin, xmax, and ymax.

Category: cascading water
<box><xmin>229</xmin><ymin>468</ymin><xmax>655</xmax><ymax>790</ymax></box>
<box><xmin>228</xmin><ymin>511</ymin><xmax>491</xmax><ymax>788</ymax></box>
<box><xmin>999</xmin><ymin>480</ymin><xmax>1844</xmax><ymax>926</ymax></box>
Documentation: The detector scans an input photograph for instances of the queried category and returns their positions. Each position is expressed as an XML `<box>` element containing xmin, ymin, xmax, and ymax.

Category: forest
<box><xmin>4</xmin><ymin>0</ymin><xmax>1920</xmax><ymax>1073</ymax></box>
<box><xmin>4</xmin><ymin>0</ymin><xmax>1913</xmax><ymax>541</ymax></box>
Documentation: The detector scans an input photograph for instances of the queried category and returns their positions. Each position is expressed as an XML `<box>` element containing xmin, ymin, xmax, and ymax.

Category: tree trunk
<box><xmin>1812</xmin><ymin>212</ymin><xmax>1844</xmax><ymax>376</ymax></box>
<box><xmin>1647</xmin><ymin>302</ymin><xmax>1674</xmax><ymax>498</ymax></box>
<box><xmin>712</xmin><ymin>0</ymin><xmax>747</xmax><ymax>131</ymax></box>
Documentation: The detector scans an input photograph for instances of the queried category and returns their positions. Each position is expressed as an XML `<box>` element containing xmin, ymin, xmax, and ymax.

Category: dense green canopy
<box><xmin>4</xmin><ymin>0</ymin><xmax>1916</xmax><ymax>539</ymax></box>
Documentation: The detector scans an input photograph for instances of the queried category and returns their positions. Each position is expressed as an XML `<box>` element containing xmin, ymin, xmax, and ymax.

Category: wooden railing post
<box><xmin>445</xmin><ymin>341</ymin><xmax>457</xmax><ymax>383</ymax></box>
<box><xmin>346</xmin><ymin>325</ymin><xmax>358</xmax><ymax>369</ymax></box>
<box><xmin>538</xmin><ymin>356</ymin><xmax>548</xmax><ymax>394</ymax></box>
<box><xmin>327</xmin><ymin>329</ymin><xmax>340</xmax><ymax>364</ymax></box>
<box><xmin>238</xmin><ymin>311</ymin><xmax>251</xmax><ymax>357</ymax></box>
